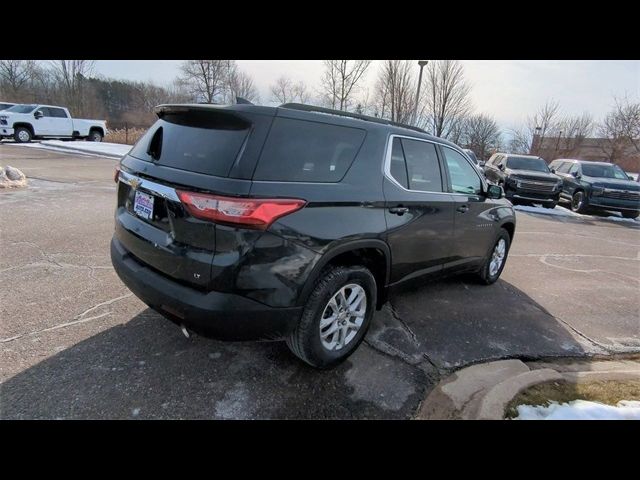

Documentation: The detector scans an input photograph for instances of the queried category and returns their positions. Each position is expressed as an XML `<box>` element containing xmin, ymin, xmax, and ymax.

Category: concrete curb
<box><xmin>416</xmin><ymin>357</ymin><xmax>640</xmax><ymax>420</ymax></box>
<box><xmin>40</xmin><ymin>143</ymin><xmax>125</xmax><ymax>159</ymax></box>
<box><xmin>476</xmin><ymin>369</ymin><xmax>563</xmax><ymax>420</ymax></box>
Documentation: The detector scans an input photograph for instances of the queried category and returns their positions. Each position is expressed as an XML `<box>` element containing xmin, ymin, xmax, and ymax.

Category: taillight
<box><xmin>114</xmin><ymin>165</ymin><xmax>120</xmax><ymax>183</ymax></box>
<box><xmin>176</xmin><ymin>190</ymin><xmax>306</xmax><ymax>230</ymax></box>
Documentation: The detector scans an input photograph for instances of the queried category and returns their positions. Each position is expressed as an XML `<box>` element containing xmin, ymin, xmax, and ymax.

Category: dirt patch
<box><xmin>505</xmin><ymin>379</ymin><xmax>640</xmax><ymax>418</ymax></box>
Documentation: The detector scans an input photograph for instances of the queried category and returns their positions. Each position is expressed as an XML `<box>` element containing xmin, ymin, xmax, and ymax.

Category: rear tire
<box><xmin>621</xmin><ymin>210</ymin><xmax>639</xmax><ymax>219</ymax></box>
<box><xmin>14</xmin><ymin>127</ymin><xmax>32</xmax><ymax>143</ymax></box>
<box><xmin>286</xmin><ymin>265</ymin><xmax>376</xmax><ymax>368</ymax></box>
<box><xmin>87</xmin><ymin>130</ymin><xmax>103</xmax><ymax>142</ymax></box>
<box><xmin>477</xmin><ymin>228</ymin><xmax>511</xmax><ymax>285</ymax></box>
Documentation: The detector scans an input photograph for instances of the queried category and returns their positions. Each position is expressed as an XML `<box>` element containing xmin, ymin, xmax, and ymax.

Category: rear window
<box><xmin>252</xmin><ymin>117</ymin><xmax>366</xmax><ymax>182</ymax></box>
<box><xmin>129</xmin><ymin>109</ymin><xmax>251</xmax><ymax>177</ymax></box>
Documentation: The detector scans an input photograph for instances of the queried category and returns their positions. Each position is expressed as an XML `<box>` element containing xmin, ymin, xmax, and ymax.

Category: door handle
<box><xmin>456</xmin><ymin>205</ymin><xmax>469</xmax><ymax>213</ymax></box>
<box><xmin>389</xmin><ymin>206</ymin><xmax>409</xmax><ymax>215</ymax></box>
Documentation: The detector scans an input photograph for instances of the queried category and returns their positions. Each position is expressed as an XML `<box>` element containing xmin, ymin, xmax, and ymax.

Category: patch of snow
<box><xmin>514</xmin><ymin>205</ymin><xmax>578</xmax><ymax>217</ymax></box>
<box><xmin>514</xmin><ymin>204</ymin><xmax>639</xmax><ymax>224</ymax></box>
<box><xmin>0</xmin><ymin>165</ymin><xmax>28</xmax><ymax>188</ymax></box>
<box><xmin>8</xmin><ymin>140</ymin><xmax>131</xmax><ymax>159</ymax></box>
<box><xmin>515</xmin><ymin>400</ymin><xmax>640</xmax><ymax>420</ymax></box>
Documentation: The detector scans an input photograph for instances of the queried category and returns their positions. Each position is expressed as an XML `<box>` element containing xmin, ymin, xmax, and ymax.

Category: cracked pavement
<box><xmin>1</xmin><ymin>145</ymin><xmax>639</xmax><ymax>419</ymax></box>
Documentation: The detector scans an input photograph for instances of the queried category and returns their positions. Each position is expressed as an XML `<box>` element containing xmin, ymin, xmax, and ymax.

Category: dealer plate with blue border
<box><xmin>134</xmin><ymin>190</ymin><xmax>154</xmax><ymax>220</ymax></box>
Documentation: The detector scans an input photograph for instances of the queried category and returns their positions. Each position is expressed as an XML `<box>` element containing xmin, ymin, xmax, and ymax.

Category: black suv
<box><xmin>549</xmin><ymin>159</ymin><xmax>640</xmax><ymax>218</ymax></box>
<box><xmin>484</xmin><ymin>153</ymin><xmax>562</xmax><ymax>209</ymax></box>
<box><xmin>111</xmin><ymin>103</ymin><xmax>516</xmax><ymax>368</ymax></box>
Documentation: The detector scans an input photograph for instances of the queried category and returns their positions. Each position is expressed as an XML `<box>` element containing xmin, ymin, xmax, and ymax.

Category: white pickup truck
<box><xmin>0</xmin><ymin>104</ymin><xmax>107</xmax><ymax>143</ymax></box>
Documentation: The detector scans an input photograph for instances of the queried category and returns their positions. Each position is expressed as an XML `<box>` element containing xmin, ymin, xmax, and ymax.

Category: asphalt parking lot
<box><xmin>1</xmin><ymin>145</ymin><xmax>639</xmax><ymax>419</ymax></box>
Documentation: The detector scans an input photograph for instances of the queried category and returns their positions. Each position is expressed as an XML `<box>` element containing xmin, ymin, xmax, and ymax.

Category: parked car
<box><xmin>484</xmin><ymin>153</ymin><xmax>562</xmax><ymax>209</ymax></box>
<box><xmin>549</xmin><ymin>159</ymin><xmax>640</xmax><ymax>219</ymax></box>
<box><xmin>111</xmin><ymin>102</ymin><xmax>516</xmax><ymax>368</ymax></box>
<box><xmin>0</xmin><ymin>102</ymin><xmax>16</xmax><ymax>111</ymax></box>
<box><xmin>0</xmin><ymin>104</ymin><xmax>107</xmax><ymax>143</ymax></box>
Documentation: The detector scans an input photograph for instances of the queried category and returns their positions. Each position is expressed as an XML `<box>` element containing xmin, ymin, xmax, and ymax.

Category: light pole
<box><xmin>412</xmin><ymin>60</ymin><xmax>429</xmax><ymax>126</ymax></box>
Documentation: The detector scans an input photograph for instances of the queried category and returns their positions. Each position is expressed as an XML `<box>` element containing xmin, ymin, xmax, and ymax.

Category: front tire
<box><xmin>571</xmin><ymin>190</ymin><xmax>588</xmax><ymax>213</ymax></box>
<box><xmin>14</xmin><ymin>127</ymin><xmax>32</xmax><ymax>143</ymax></box>
<box><xmin>286</xmin><ymin>265</ymin><xmax>376</xmax><ymax>368</ymax></box>
<box><xmin>87</xmin><ymin>130</ymin><xmax>103</xmax><ymax>142</ymax></box>
<box><xmin>478</xmin><ymin>228</ymin><xmax>511</xmax><ymax>285</ymax></box>
<box><xmin>621</xmin><ymin>210</ymin><xmax>639</xmax><ymax>219</ymax></box>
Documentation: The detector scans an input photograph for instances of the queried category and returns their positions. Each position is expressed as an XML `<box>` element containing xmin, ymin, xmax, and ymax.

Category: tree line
<box><xmin>1</xmin><ymin>59</ymin><xmax>638</xmax><ymax>169</ymax></box>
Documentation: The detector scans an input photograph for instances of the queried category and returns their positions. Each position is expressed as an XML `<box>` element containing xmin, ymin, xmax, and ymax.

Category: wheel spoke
<box><xmin>320</xmin><ymin>313</ymin><xmax>337</xmax><ymax>329</ymax></box>
<box><xmin>321</xmin><ymin>322</ymin><xmax>340</xmax><ymax>338</ymax></box>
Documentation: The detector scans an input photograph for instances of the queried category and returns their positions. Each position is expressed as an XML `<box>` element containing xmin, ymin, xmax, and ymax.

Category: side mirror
<box><xmin>498</xmin><ymin>163</ymin><xmax>505</xmax><ymax>171</ymax></box>
<box><xmin>550</xmin><ymin>167</ymin><xmax>556</xmax><ymax>174</ymax></box>
<box><xmin>571</xmin><ymin>171</ymin><xmax>581</xmax><ymax>178</ymax></box>
<box><xmin>34</xmin><ymin>110</ymin><xmax>43</xmax><ymax>119</ymax></box>
<box><xmin>486</xmin><ymin>184</ymin><xmax>503</xmax><ymax>200</ymax></box>
<box><xmin>479</xmin><ymin>161</ymin><xmax>486</xmax><ymax>168</ymax></box>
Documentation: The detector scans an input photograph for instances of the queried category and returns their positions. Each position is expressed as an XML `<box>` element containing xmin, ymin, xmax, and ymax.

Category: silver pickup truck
<box><xmin>0</xmin><ymin>104</ymin><xmax>107</xmax><ymax>143</ymax></box>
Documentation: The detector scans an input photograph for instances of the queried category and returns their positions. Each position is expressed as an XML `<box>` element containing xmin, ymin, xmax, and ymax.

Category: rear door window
<box><xmin>129</xmin><ymin>109</ymin><xmax>251</xmax><ymax>177</ymax></box>
<box><xmin>253</xmin><ymin>117</ymin><xmax>366</xmax><ymax>182</ymax></box>
<box><xmin>400</xmin><ymin>138</ymin><xmax>443</xmax><ymax>192</ymax></box>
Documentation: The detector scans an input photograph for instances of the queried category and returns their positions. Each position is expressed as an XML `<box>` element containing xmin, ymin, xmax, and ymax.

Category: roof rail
<box><xmin>279</xmin><ymin>103</ymin><xmax>427</xmax><ymax>134</ymax></box>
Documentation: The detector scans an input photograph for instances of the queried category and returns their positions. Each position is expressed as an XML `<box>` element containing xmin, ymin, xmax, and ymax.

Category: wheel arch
<box><xmin>500</xmin><ymin>221</ymin><xmax>515</xmax><ymax>243</ymax></box>
<box><xmin>89</xmin><ymin>126</ymin><xmax>105</xmax><ymax>137</ymax></box>
<box><xmin>13</xmin><ymin>122</ymin><xmax>34</xmax><ymax>135</ymax></box>
<box><xmin>298</xmin><ymin>240</ymin><xmax>391</xmax><ymax>310</ymax></box>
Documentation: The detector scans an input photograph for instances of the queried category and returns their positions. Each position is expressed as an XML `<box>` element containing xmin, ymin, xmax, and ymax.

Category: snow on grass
<box><xmin>514</xmin><ymin>204</ymin><xmax>639</xmax><ymax>224</ymax></box>
<box><xmin>514</xmin><ymin>400</ymin><xmax>640</xmax><ymax>420</ymax></box>
<box><xmin>6</xmin><ymin>140</ymin><xmax>131</xmax><ymax>159</ymax></box>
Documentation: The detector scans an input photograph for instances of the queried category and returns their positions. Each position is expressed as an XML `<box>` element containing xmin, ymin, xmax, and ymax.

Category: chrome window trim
<box><xmin>382</xmin><ymin>134</ymin><xmax>452</xmax><ymax>196</ymax></box>
<box><xmin>118</xmin><ymin>170</ymin><xmax>180</xmax><ymax>202</ymax></box>
<box><xmin>382</xmin><ymin>134</ymin><xmax>488</xmax><ymax>197</ymax></box>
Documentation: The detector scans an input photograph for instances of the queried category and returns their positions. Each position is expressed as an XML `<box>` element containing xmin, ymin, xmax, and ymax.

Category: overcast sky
<box><xmin>94</xmin><ymin>60</ymin><xmax>639</xmax><ymax>130</ymax></box>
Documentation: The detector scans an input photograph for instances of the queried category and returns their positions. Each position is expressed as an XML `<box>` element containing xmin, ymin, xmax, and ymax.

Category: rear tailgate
<box><xmin>114</xmin><ymin>105</ymin><xmax>275</xmax><ymax>289</ymax></box>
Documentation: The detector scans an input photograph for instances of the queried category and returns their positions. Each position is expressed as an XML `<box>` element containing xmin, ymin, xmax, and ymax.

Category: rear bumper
<box><xmin>0</xmin><ymin>127</ymin><xmax>14</xmax><ymax>137</ymax></box>
<box><xmin>111</xmin><ymin>237</ymin><xmax>302</xmax><ymax>340</ymax></box>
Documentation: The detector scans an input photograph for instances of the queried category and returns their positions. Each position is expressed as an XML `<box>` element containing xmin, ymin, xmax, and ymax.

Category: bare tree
<box><xmin>559</xmin><ymin>112</ymin><xmax>594</xmax><ymax>154</ymax></box>
<box><xmin>422</xmin><ymin>60</ymin><xmax>472</xmax><ymax>139</ymax></box>
<box><xmin>320</xmin><ymin>60</ymin><xmax>371</xmax><ymax>111</ymax></box>
<box><xmin>598</xmin><ymin>95</ymin><xmax>640</xmax><ymax>163</ymax></box>
<box><xmin>459</xmin><ymin>114</ymin><xmax>502</xmax><ymax>161</ymax></box>
<box><xmin>374</xmin><ymin>60</ymin><xmax>415</xmax><ymax>124</ymax></box>
<box><xmin>225</xmin><ymin>64</ymin><xmax>260</xmax><ymax>104</ymax></box>
<box><xmin>179</xmin><ymin>60</ymin><xmax>231</xmax><ymax>103</ymax></box>
<box><xmin>292</xmin><ymin>80</ymin><xmax>311</xmax><ymax>104</ymax></box>
<box><xmin>507</xmin><ymin>127</ymin><xmax>532</xmax><ymax>154</ymax></box>
<box><xmin>0</xmin><ymin>60</ymin><xmax>37</xmax><ymax>100</ymax></box>
<box><xmin>269</xmin><ymin>76</ymin><xmax>310</xmax><ymax>104</ymax></box>
<box><xmin>270</xmin><ymin>76</ymin><xmax>294</xmax><ymax>104</ymax></box>
<box><xmin>526</xmin><ymin>100</ymin><xmax>561</xmax><ymax>155</ymax></box>
<box><xmin>49</xmin><ymin>60</ymin><xmax>96</xmax><ymax>116</ymax></box>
